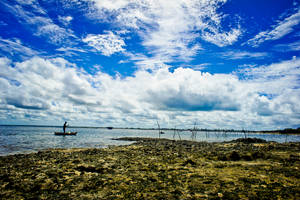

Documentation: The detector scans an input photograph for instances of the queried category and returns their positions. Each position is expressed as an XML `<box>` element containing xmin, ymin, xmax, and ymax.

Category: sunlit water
<box><xmin>0</xmin><ymin>125</ymin><xmax>299</xmax><ymax>156</ymax></box>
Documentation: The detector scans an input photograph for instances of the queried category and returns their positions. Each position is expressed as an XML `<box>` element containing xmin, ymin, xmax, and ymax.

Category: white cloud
<box><xmin>0</xmin><ymin>57</ymin><xmax>102</xmax><ymax>112</ymax></box>
<box><xmin>202</xmin><ymin>27</ymin><xmax>241</xmax><ymax>47</ymax></box>
<box><xmin>2</xmin><ymin>0</ymin><xmax>76</xmax><ymax>45</ymax></box>
<box><xmin>180</xmin><ymin>63</ymin><xmax>210</xmax><ymax>71</ymax></box>
<box><xmin>273</xmin><ymin>40</ymin><xmax>300</xmax><ymax>52</ymax></box>
<box><xmin>82</xmin><ymin>31</ymin><xmax>126</xmax><ymax>56</ymax></box>
<box><xmin>93</xmin><ymin>0</ymin><xmax>129</xmax><ymax>11</ymax></box>
<box><xmin>142</xmin><ymin>68</ymin><xmax>244</xmax><ymax>112</ymax></box>
<box><xmin>1</xmin><ymin>56</ymin><xmax>299</xmax><ymax>129</ymax></box>
<box><xmin>239</xmin><ymin>58</ymin><xmax>300</xmax><ymax>95</ymax></box>
<box><xmin>36</xmin><ymin>23</ymin><xmax>76</xmax><ymax>45</ymax></box>
<box><xmin>247</xmin><ymin>9</ymin><xmax>300</xmax><ymax>47</ymax></box>
<box><xmin>15</xmin><ymin>0</ymin><xmax>47</xmax><ymax>15</ymax></box>
<box><xmin>221</xmin><ymin>51</ymin><xmax>268</xmax><ymax>60</ymax></box>
<box><xmin>88</xmin><ymin>0</ymin><xmax>242</xmax><ymax>68</ymax></box>
<box><xmin>55</xmin><ymin>46</ymin><xmax>87</xmax><ymax>57</ymax></box>
<box><xmin>58</xmin><ymin>15</ymin><xmax>73</xmax><ymax>26</ymax></box>
<box><xmin>0</xmin><ymin>37</ymin><xmax>40</xmax><ymax>59</ymax></box>
<box><xmin>124</xmin><ymin>52</ymin><xmax>171</xmax><ymax>70</ymax></box>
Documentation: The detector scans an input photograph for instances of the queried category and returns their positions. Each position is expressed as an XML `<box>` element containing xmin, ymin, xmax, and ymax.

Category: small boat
<box><xmin>54</xmin><ymin>132</ymin><xmax>77</xmax><ymax>136</ymax></box>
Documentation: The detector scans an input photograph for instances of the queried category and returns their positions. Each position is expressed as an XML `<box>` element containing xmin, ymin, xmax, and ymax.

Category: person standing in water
<box><xmin>63</xmin><ymin>121</ymin><xmax>68</xmax><ymax>133</ymax></box>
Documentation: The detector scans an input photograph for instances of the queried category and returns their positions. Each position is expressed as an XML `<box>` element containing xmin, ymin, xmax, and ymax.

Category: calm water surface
<box><xmin>0</xmin><ymin>125</ymin><xmax>299</xmax><ymax>156</ymax></box>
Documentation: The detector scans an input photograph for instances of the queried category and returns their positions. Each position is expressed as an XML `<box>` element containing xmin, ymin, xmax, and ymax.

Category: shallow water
<box><xmin>0</xmin><ymin>125</ymin><xmax>299</xmax><ymax>156</ymax></box>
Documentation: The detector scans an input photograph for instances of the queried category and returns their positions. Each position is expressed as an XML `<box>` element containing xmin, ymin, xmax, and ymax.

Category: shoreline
<box><xmin>2</xmin><ymin>124</ymin><xmax>300</xmax><ymax>135</ymax></box>
<box><xmin>1</xmin><ymin>137</ymin><xmax>299</xmax><ymax>199</ymax></box>
<box><xmin>1</xmin><ymin>135</ymin><xmax>298</xmax><ymax>157</ymax></box>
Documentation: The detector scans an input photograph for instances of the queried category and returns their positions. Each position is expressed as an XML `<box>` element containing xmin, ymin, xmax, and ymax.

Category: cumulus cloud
<box><xmin>247</xmin><ymin>9</ymin><xmax>300</xmax><ymax>47</ymax></box>
<box><xmin>142</xmin><ymin>68</ymin><xmax>243</xmax><ymax>111</ymax></box>
<box><xmin>0</xmin><ymin>57</ymin><xmax>101</xmax><ymax>113</ymax></box>
<box><xmin>236</xmin><ymin>58</ymin><xmax>300</xmax><ymax>124</ymax></box>
<box><xmin>1</xmin><ymin>56</ymin><xmax>299</xmax><ymax>129</ymax></box>
<box><xmin>82</xmin><ymin>31</ymin><xmax>126</xmax><ymax>56</ymax></box>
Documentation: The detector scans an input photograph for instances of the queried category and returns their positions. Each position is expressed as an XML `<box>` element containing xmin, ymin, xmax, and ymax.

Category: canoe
<box><xmin>54</xmin><ymin>132</ymin><xmax>77</xmax><ymax>136</ymax></box>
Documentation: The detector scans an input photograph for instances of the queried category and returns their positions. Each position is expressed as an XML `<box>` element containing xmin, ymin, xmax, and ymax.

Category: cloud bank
<box><xmin>1</xmin><ymin>56</ymin><xmax>299</xmax><ymax>129</ymax></box>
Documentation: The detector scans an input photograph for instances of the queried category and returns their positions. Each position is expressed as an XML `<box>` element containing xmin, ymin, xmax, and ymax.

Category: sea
<box><xmin>0</xmin><ymin>125</ymin><xmax>299</xmax><ymax>156</ymax></box>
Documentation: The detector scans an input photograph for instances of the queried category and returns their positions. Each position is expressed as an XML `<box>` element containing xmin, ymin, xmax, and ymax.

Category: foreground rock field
<box><xmin>0</xmin><ymin>138</ymin><xmax>299</xmax><ymax>199</ymax></box>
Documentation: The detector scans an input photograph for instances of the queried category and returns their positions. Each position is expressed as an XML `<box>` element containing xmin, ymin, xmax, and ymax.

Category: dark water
<box><xmin>0</xmin><ymin>125</ymin><xmax>299</xmax><ymax>156</ymax></box>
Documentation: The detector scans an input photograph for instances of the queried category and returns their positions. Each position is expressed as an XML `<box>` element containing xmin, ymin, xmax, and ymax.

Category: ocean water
<box><xmin>0</xmin><ymin>125</ymin><xmax>299</xmax><ymax>156</ymax></box>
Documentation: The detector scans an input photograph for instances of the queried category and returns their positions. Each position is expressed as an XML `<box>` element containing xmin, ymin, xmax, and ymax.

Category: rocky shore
<box><xmin>0</xmin><ymin>138</ymin><xmax>299</xmax><ymax>199</ymax></box>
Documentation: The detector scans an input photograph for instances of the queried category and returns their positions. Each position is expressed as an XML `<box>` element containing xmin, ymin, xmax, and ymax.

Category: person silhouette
<box><xmin>63</xmin><ymin>121</ymin><xmax>68</xmax><ymax>133</ymax></box>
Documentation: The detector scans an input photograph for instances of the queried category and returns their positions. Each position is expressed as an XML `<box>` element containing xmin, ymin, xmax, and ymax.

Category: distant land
<box><xmin>0</xmin><ymin>125</ymin><xmax>299</xmax><ymax>134</ymax></box>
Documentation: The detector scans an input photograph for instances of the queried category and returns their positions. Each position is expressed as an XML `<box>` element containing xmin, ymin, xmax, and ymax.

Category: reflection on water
<box><xmin>0</xmin><ymin>126</ymin><xmax>299</xmax><ymax>156</ymax></box>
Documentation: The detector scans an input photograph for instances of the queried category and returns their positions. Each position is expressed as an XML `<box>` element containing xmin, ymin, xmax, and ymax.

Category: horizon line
<box><xmin>0</xmin><ymin>124</ymin><xmax>296</xmax><ymax>132</ymax></box>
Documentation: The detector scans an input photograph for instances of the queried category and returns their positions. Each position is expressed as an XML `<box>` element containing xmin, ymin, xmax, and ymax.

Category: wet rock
<box><xmin>182</xmin><ymin>159</ymin><xmax>197</xmax><ymax>166</ymax></box>
<box><xmin>251</xmin><ymin>151</ymin><xmax>265</xmax><ymax>160</ymax></box>
<box><xmin>231</xmin><ymin>138</ymin><xmax>268</xmax><ymax>144</ymax></box>
<box><xmin>228</xmin><ymin>151</ymin><xmax>241</xmax><ymax>161</ymax></box>
<box><xmin>0</xmin><ymin>138</ymin><xmax>299</xmax><ymax>199</ymax></box>
<box><xmin>76</xmin><ymin>165</ymin><xmax>104</xmax><ymax>173</ymax></box>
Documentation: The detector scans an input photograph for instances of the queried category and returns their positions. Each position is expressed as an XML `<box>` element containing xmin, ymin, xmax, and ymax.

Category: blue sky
<box><xmin>0</xmin><ymin>0</ymin><xmax>299</xmax><ymax>130</ymax></box>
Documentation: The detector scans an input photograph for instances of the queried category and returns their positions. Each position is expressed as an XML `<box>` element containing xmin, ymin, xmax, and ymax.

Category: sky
<box><xmin>0</xmin><ymin>0</ymin><xmax>300</xmax><ymax>130</ymax></box>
